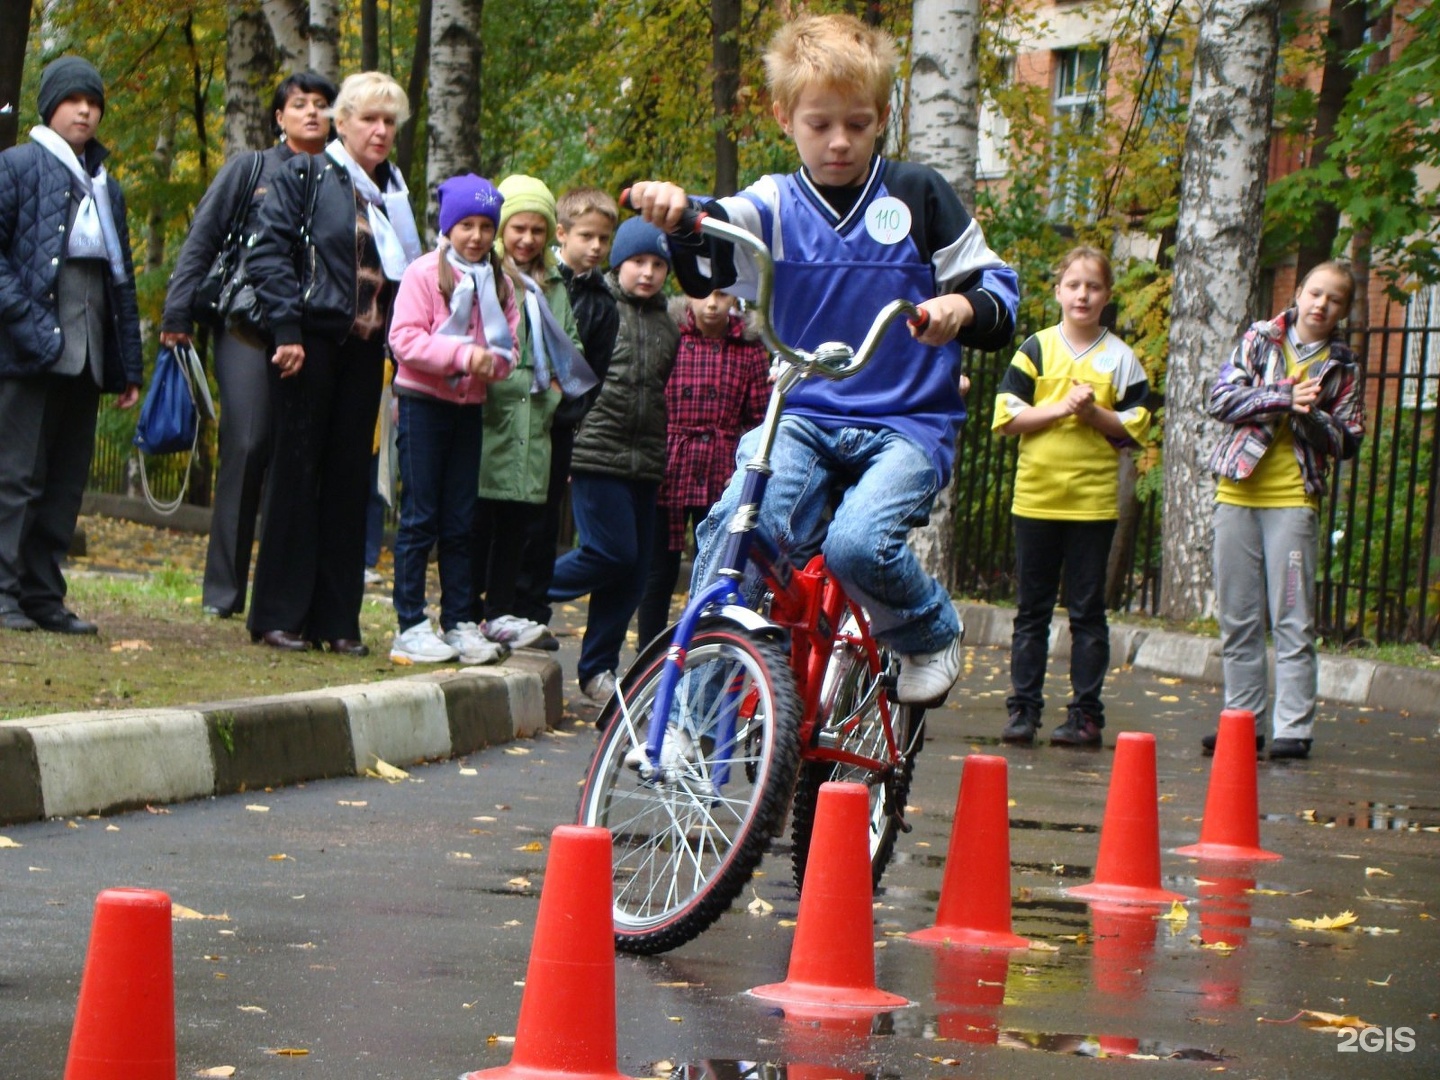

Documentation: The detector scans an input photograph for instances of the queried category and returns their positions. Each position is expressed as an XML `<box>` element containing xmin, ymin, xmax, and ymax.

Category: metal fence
<box><xmin>88</xmin><ymin>321</ymin><xmax>1440</xmax><ymax>644</ymax></box>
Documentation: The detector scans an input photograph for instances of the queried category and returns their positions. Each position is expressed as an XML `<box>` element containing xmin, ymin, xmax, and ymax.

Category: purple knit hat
<box><xmin>437</xmin><ymin>174</ymin><xmax>504</xmax><ymax>235</ymax></box>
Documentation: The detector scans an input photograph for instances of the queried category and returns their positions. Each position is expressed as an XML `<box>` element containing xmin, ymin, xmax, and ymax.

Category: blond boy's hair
<box><xmin>764</xmin><ymin>13</ymin><xmax>898</xmax><ymax>117</ymax></box>
<box><xmin>333</xmin><ymin>71</ymin><xmax>410</xmax><ymax>128</ymax></box>
<box><xmin>1300</xmin><ymin>260</ymin><xmax>1356</xmax><ymax>306</ymax></box>
<box><xmin>557</xmin><ymin>187</ymin><xmax>619</xmax><ymax>229</ymax></box>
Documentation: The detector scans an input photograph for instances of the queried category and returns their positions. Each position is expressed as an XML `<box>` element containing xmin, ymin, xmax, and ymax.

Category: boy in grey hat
<box><xmin>0</xmin><ymin>55</ymin><xmax>142</xmax><ymax>634</ymax></box>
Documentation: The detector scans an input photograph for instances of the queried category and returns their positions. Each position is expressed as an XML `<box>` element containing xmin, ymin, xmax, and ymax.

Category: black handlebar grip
<box><xmin>618</xmin><ymin>188</ymin><xmax>705</xmax><ymax>235</ymax></box>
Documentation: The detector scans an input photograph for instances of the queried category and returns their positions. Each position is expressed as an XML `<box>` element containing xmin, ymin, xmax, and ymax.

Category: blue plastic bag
<box><xmin>134</xmin><ymin>345</ymin><xmax>197</xmax><ymax>456</ymax></box>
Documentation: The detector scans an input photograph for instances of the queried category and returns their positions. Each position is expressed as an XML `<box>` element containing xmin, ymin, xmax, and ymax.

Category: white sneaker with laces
<box><xmin>581</xmin><ymin>670</ymin><xmax>617</xmax><ymax>707</ymax></box>
<box><xmin>896</xmin><ymin>635</ymin><xmax>962</xmax><ymax>705</ymax></box>
<box><xmin>624</xmin><ymin>725</ymin><xmax>699</xmax><ymax>773</ymax></box>
<box><xmin>485</xmin><ymin>614</ymin><xmax>549</xmax><ymax>649</ymax></box>
<box><xmin>443</xmin><ymin>622</ymin><xmax>508</xmax><ymax>665</ymax></box>
<box><xmin>390</xmin><ymin>620</ymin><xmax>459</xmax><ymax>663</ymax></box>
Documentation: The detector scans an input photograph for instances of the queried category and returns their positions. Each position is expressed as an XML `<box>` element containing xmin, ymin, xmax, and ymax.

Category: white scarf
<box><xmin>325</xmin><ymin>140</ymin><xmax>422</xmax><ymax>281</ymax></box>
<box><xmin>518</xmin><ymin>271</ymin><xmax>598</xmax><ymax>400</ymax></box>
<box><xmin>439</xmin><ymin>247</ymin><xmax>514</xmax><ymax>363</ymax></box>
<box><xmin>29</xmin><ymin>125</ymin><xmax>127</xmax><ymax>283</ymax></box>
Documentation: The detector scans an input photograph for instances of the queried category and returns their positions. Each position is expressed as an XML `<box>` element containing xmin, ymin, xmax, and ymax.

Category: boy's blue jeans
<box><xmin>691</xmin><ymin>416</ymin><xmax>960</xmax><ymax>656</ymax></box>
<box><xmin>392</xmin><ymin>394</ymin><xmax>482</xmax><ymax>632</ymax></box>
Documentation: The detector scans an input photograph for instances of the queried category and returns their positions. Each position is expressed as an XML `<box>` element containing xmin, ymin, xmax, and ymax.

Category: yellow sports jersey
<box><xmin>993</xmin><ymin>325</ymin><xmax>1151</xmax><ymax>520</ymax></box>
<box><xmin>1216</xmin><ymin>339</ymin><xmax>1327</xmax><ymax>510</ymax></box>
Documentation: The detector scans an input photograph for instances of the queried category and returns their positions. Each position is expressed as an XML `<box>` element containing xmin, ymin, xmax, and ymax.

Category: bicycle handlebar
<box><xmin>619</xmin><ymin>188</ymin><xmax>928</xmax><ymax>382</ymax></box>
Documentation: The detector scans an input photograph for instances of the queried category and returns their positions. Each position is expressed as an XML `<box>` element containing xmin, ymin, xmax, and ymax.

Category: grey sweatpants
<box><xmin>1212</xmin><ymin>503</ymin><xmax>1318</xmax><ymax>741</ymax></box>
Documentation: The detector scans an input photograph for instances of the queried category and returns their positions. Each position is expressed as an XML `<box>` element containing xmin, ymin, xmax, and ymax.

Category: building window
<box><xmin>1403</xmin><ymin>283</ymin><xmax>1440</xmax><ymax>411</ymax></box>
<box><xmin>977</xmin><ymin>58</ymin><xmax>1013</xmax><ymax>180</ymax></box>
<box><xmin>1048</xmin><ymin>46</ymin><xmax>1106</xmax><ymax>220</ymax></box>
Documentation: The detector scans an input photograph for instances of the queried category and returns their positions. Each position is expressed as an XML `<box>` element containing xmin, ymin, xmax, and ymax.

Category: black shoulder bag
<box><xmin>224</xmin><ymin>155</ymin><xmax>322</xmax><ymax>349</ymax></box>
<box><xmin>190</xmin><ymin>152</ymin><xmax>264</xmax><ymax>328</ymax></box>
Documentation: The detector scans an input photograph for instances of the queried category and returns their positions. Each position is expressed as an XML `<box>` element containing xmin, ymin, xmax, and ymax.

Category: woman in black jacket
<box><xmin>160</xmin><ymin>72</ymin><xmax>336</xmax><ymax>620</ymax></box>
<box><xmin>245</xmin><ymin>71</ymin><xmax>421</xmax><ymax>655</ymax></box>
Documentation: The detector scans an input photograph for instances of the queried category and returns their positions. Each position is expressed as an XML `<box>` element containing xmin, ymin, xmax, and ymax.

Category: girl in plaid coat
<box><xmin>635</xmin><ymin>291</ymin><xmax>771</xmax><ymax>647</ymax></box>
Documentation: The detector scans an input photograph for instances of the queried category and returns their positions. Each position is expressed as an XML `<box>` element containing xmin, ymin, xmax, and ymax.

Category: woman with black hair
<box><xmin>160</xmin><ymin>71</ymin><xmax>338</xmax><ymax>619</ymax></box>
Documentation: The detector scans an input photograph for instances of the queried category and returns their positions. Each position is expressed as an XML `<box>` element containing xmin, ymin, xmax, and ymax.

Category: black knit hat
<box><xmin>38</xmin><ymin>56</ymin><xmax>106</xmax><ymax>125</ymax></box>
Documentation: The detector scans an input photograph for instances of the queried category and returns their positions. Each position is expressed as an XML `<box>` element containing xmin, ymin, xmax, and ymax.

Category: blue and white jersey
<box><xmin>679</xmin><ymin>156</ymin><xmax>1018</xmax><ymax>482</ymax></box>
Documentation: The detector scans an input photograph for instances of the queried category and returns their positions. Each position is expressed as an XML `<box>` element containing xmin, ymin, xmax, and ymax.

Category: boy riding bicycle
<box><xmin>627</xmin><ymin>12</ymin><xmax>1019</xmax><ymax>706</ymax></box>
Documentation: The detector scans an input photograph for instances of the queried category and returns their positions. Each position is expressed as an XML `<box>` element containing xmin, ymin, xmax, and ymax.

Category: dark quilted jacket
<box><xmin>0</xmin><ymin>139</ymin><xmax>143</xmax><ymax>388</ymax></box>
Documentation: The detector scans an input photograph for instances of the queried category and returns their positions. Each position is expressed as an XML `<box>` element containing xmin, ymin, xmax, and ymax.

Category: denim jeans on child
<box><xmin>1007</xmin><ymin>515</ymin><xmax>1116</xmax><ymax>724</ymax></box>
<box><xmin>548</xmin><ymin>472</ymin><xmax>659</xmax><ymax>684</ymax></box>
<box><xmin>691</xmin><ymin>416</ymin><xmax>960</xmax><ymax>656</ymax></box>
<box><xmin>392</xmin><ymin>394</ymin><xmax>483</xmax><ymax>631</ymax></box>
<box><xmin>1212</xmin><ymin>503</ymin><xmax>1318</xmax><ymax>742</ymax></box>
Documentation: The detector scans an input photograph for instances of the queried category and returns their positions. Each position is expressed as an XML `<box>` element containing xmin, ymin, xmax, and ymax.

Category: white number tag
<box><xmin>865</xmin><ymin>197</ymin><xmax>911</xmax><ymax>245</ymax></box>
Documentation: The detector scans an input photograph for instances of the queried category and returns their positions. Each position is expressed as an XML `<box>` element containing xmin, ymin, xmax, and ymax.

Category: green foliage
<box><xmin>1265</xmin><ymin>0</ymin><xmax>1440</xmax><ymax>295</ymax></box>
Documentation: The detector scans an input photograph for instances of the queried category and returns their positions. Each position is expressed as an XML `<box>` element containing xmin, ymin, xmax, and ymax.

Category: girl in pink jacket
<box><xmin>386</xmin><ymin>173</ymin><xmax>518</xmax><ymax>664</ymax></box>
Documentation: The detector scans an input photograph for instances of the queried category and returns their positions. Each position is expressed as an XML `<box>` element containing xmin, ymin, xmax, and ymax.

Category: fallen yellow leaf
<box><xmin>1289</xmin><ymin>910</ymin><xmax>1358</xmax><ymax>931</ymax></box>
<box><xmin>237</xmin><ymin>1005</ymin><xmax>267</xmax><ymax>1013</ymax></box>
<box><xmin>1158</xmin><ymin>900</ymin><xmax>1189</xmax><ymax>926</ymax></box>
<box><xmin>1259</xmin><ymin>1009</ymin><xmax>1376</xmax><ymax>1032</ymax></box>
<box><xmin>264</xmin><ymin>1047</ymin><xmax>310</xmax><ymax>1056</ymax></box>
<box><xmin>507</xmin><ymin>876</ymin><xmax>531</xmax><ymax>889</ymax></box>
<box><xmin>193</xmin><ymin>1067</ymin><xmax>235</xmax><ymax>1078</ymax></box>
<box><xmin>1365</xmin><ymin>867</ymin><xmax>1393</xmax><ymax>877</ymax></box>
<box><xmin>109</xmin><ymin>639</ymin><xmax>153</xmax><ymax>652</ymax></box>
<box><xmin>1028</xmin><ymin>941</ymin><xmax>1061</xmax><ymax>952</ymax></box>
<box><xmin>0</xmin><ymin>836</ymin><xmax>23</xmax><ymax>849</ymax></box>
<box><xmin>366</xmin><ymin>758</ymin><xmax>410</xmax><ymax>782</ymax></box>
<box><xmin>515</xmin><ymin>841</ymin><xmax>544</xmax><ymax>853</ymax></box>
<box><xmin>171</xmin><ymin>904</ymin><xmax>230</xmax><ymax>921</ymax></box>
<box><xmin>1200</xmin><ymin>940</ymin><xmax>1237</xmax><ymax>953</ymax></box>
<box><xmin>747</xmin><ymin>891</ymin><xmax>774</xmax><ymax>916</ymax></box>
<box><xmin>245</xmin><ymin>804</ymin><xmax>269</xmax><ymax>813</ymax></box>
<box><xmin>268</xmin><ymin>853</ymin><xmax>290</xmax><ymax>861</ymax></box>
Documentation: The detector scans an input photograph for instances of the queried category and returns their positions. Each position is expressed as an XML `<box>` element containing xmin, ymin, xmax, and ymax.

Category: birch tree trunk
<box><xmin>226</xmin><ymin>1</ymin><xmax>281</xmax><ymax>158</ymax></box>
<box><xmin>261</xmin><ymin>0</ymin><xmax>307</xmax><ymax>75</ymax></box>
<box><xmin>1161</xmin><ymin>0</ymin><xmax>1281</xmax><ymax>620</ymax></box>
<box><xmin>0</xmin><ymin>0</ymin><xmax>33</xmax><ymax>151</ymax></box>
<box><xmin>906</xmin><ymin>0</ymin><xmax>981</xmax><ymax>590</ymax></box>
<box><xmin>307</xmin><ymin>0</ymin><xmax>340</xmax><ymax>83</ymax></box>
<box><xmin>425</xmin><ymin>0</ymin><xmax>483</xmax><ymax>233</ymax></box>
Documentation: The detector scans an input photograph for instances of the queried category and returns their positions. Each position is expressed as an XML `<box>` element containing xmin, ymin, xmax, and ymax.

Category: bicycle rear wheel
<box><xmin>577</xmin><ymin>621</ymin><xmax>800</xmax><ymax>955</ymax></box>
<box><xmin>790</xmin><ymin>615</ymin><xmax>925</xmax><ymax>892</ymax></box>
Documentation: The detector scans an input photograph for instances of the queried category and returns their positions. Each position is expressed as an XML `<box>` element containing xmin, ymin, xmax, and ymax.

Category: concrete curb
<box><xmin>0</xmin><ymin>655</ymin><xmax>560</xmax><ymax>825</ymax></box>
<box><xmin>956</xmin><ymin>601</ymin><xmax>1435</xmax><ymax>713</ymax></box>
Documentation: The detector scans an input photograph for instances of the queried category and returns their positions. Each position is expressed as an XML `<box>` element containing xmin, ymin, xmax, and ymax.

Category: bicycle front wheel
<box><xmin>577</xmin><ymin>622</ymin><xmax>800</xmax><ymax>955</ymax></box>
<box><xmin>790</xmin><ymin>617</ymin><xmax>925</xmax><ymax>892</ymax></box>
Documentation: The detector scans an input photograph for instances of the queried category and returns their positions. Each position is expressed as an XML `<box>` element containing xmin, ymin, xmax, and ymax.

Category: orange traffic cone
<box><xmin>909</xmin><ymin>754</ymin><xmax>1030</xmax><ymax>949</ymax></box>
<box><xmin>750</xmin><ymin>782</ymin><xmax>909</xmax><ymax>1011</ymax></box>
<box><xmin>465</xmin><ymin>825</ymin><xmax>637</xmax><ymax>1080</ymax></box>
<box><xmin>1176</xmin><ymin>709</ymin><xmax>1281</xmax><ymax>861</ymax></box>
<box><xmin>63</xmin><ymin>887</ymin><xmax>175</xmax><ymax>1080</ymax></box>
<box><xmin>1067</xmin><ymin>732</ymin><xmax>1187</xmax><ymax>906</ymax></box>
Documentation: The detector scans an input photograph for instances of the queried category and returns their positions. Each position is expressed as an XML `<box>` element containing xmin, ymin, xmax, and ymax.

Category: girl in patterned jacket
<box><xmin>1203</xmin><ymin>261</ymin><xmax>1364</xmax><ymax>761</ymax></box>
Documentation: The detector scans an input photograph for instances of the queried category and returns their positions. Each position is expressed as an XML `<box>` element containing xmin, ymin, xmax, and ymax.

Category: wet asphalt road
<box><xmin>2</xmin><ymin>626</ymin><xmax>1438</xmax><ymax>1080</ymax></box>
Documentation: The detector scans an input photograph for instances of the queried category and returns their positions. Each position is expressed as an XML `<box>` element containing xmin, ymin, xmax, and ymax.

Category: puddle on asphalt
<box><xmin>1010</xmin><ymin>817</ymin><xmax>1100</xmax><ymax>834</ymax></box>
<box><xmin>667</xmin><ymin>1065</ymin><xmax>903</xmax><ymax>1079</ymax></box>
<box><xmin>1264</xmin><ymin>801</ymin><xmax>1440</xmax><ymax>831</ymax></box>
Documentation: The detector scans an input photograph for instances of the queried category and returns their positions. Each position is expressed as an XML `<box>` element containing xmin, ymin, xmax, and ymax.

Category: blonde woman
<box><xmin>246</xmin><ymin>72</ymin><xmax>421</xmax><ymax>656</ymax></box>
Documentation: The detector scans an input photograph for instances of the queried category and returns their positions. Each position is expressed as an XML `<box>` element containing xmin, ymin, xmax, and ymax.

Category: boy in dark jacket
<box><xmin>0</xmin><ymin>56</ymin><xmax>142</xmax><ymax>634</ymax></box>
<box><xmin>512</xmin><ymin>187</ymin><xmax>620</xmax><ymax>639</ymax></box>
<box><xmin>548</xmin><ymin>217</ymin><xmax>679</xmax><ymax>705</ymax></box>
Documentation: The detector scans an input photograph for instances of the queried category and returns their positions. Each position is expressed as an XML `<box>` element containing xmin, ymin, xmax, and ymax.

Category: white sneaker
<box><xmin>624</xmin><ymin>725</ymin><xmax>699</xmax><ymax>772</ymax></box>
<box><xmin>485</xmin><ymin>614</ymin><xmax>549</xmax><ymax>649</ymax></box>
<box><xmin>390</xmin><ymin>620</ymin><xmax>459</xmax><ymax>663</ymax></box>
<box><xmin>443</xmin><ymin>622</ymin><xmax>508</xmax><ymax>665</ymax></box>
<box><xmin>896</xmin><ymin>635</ymin><xmax>962</xmax><ymax>705</ymax></box>
<box><xmin>363</xmin><ymin>568</ymin><xmax>384</xmax><ymax>586</ymax></box>
<box><xmin>581</xmin><ymin>670</ymin><xmax>617</xmax><ymax>707</ymax></box>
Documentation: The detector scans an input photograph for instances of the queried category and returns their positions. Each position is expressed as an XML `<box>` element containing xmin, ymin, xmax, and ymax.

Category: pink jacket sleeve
<box><xmin>388</xmin><ymin>256</ymin><xmax>471</xmax><ymax>376</ymax></box>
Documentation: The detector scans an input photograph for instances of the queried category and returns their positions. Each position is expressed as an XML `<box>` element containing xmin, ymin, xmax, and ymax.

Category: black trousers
<box><xmin>0</xmin><ymin>372</ymin><xmax>100</xmax><ymax>619</ymax></box>
<box><xmin>247</xmin><ymin>335</ymin><xmax>384</xmax><ymax>641</ymax></box>
<box><xmin>1008</xmin><ymin>515</ymin><xmax>1116</xmax><ymax>724</ymax></box>
<box><xmin>635</xmin><ymin>504</ymin><xmax>707</xmax><ymax>649</ymax></box>
<box><xmin>202</xmin><ymin>330</ymin><xmax>273</xmax><ymax>615</ymax></box>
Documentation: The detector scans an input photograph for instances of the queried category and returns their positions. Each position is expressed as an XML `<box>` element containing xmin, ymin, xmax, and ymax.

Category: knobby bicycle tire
<box><xmin>577</xmin><ymin>622</ymin><xmax>801</xmax><ymax>954</ymax></box>
<box><xmin>790</xmin><ymin>622</ymin><xmax>925</xmax><ymax>892</ymax></box>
